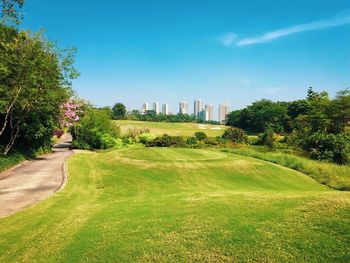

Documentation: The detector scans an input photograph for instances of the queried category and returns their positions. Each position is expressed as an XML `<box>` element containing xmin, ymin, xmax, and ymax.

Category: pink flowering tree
<box><xmin>57</xmin><ymin>100</ymin><xmax>83</xmax><ymax>137</ymax></box>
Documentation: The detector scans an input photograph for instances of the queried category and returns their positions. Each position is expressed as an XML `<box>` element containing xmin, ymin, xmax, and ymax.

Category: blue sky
<box><xmin>21</xmin><ymin>0</ymin><xmax>350</xmax><ymax>116</ymax></box>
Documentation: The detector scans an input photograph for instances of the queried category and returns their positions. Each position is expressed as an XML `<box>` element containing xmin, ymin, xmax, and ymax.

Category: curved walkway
<box><xmin>0</xmin><ymin>133</ymin><xmax>73</xmax><ymax>218</ymax></box>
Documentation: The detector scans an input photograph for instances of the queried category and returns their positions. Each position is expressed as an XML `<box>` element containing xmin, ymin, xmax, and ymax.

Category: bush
<box><xmin>148</xmin><ymin>134</ymin><xmax>175</xmax><ymax>147</ymax></box>
<box><xmin>70</xmin><ymin>108</ymin><xmax>120</xmax><ymax>150</ymax></box>
<box><xmin>194</xmin><ymin>132</ymin><xmax>207</xmax><ymax>141</ymax></box>
<box><xmin>100</xmin><ymin>134</ymin><xmax>116</xmax><ymax>149</ymax></box>
<box><xmin>126</xmin><ymin>127</ymin><xmax>150</xmax><ymax>138</ymax></box>
<box><xmin>257</xmin><ymin>128</ymin><xmax>276</xmax><ymax>149</ymax></box>
<box><xmin>222</xmin><ymin>127</ymin><xmax>248</xmax><ymax>143</ymax></box>
<box><xmin>186</xmin><ymin>137</ymin><xmax>198</xmax><ymax>146</ymax></box>
<box><xmin>138</xmin><ymin>133</ymin><xmax>157</xmax><ymax>144</ymax></box>
<box><xmin>71</xmin><ymin>140</ymin><xmax>91</xmax><ymax>150</ymax></box>
<box><xmin>306</xmin><ymin>133</ymin><xmax>350</xmax><ymax>164</ymax></box>
<box><xmin>204</xmin><ymin>137</ymin><xmax>219</xmax><ymax>146</ymax></box>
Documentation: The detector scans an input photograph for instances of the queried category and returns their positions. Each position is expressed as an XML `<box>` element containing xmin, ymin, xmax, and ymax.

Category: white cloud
<box><xmin>220</xmin><ymin>10</ymin><xmax>350</xmax><ymax>47</ymax></box>
<box><xmin>219</xmin><ymin>32</ymin><xmax>237</xmax><ymax>47</ymax></box>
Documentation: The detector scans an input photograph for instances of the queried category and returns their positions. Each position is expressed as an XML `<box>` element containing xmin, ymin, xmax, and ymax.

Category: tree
<box><xmin>0</xmin><ymin>26</ymin><xmax>79</xmax><ymax>155</ymax></box>
<box><xmin>226</xmin><ymin>100</ymin><xmax>288</xmax><ymax>133</ymax></box>
<box><xmin>222</xmin><ymin>127</ymin><xmax>248</xmax><ymax>143</ymax></box>
<box><xmin>112</xmin><ymin>103</ymin><xmax>126</xmax><ymax>120</ymax></box>
<box><xmin>0</xmin><ymin>0</ymin><xmax>25</xmax><ymax>25</ymax></box>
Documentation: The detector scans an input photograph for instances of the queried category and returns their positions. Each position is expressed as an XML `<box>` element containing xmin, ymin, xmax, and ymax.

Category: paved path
<box><xmin>0</xmin><ymin>133</ymin><xmax>73</xmax><ymax>218</ymax></box>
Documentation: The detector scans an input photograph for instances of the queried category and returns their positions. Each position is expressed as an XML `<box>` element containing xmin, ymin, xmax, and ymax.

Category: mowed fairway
<box><xmin>1</xmin><ymin>148</ymin><xmax>350</xmax><ymax>262</ymax></box>
<box><xmin>115</xmin><ymin>120</ymin><xmax>227</xmax><ymax>137</ymax></box>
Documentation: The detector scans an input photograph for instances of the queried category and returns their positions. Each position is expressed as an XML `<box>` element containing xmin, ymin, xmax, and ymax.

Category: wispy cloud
<box><xmin>218</xmin><ymin>32</ymin><xmax>237</xmax><ymax>47</ymax></box>
<box><xmin>220</xmin><ymin>10</ymin><xmax>350</xmax><ymax>47</ymax></box>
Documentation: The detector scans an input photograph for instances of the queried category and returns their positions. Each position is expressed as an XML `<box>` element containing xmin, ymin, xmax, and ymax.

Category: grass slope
<box><xmin>115</xmin><ymin>120</ymin><xmax>227</xmax><ymax>137</ymax></box>
<box><xmin>1</xmin><ymin>148</ymin><xmax>349</xmax><ymax>262</ymax></box>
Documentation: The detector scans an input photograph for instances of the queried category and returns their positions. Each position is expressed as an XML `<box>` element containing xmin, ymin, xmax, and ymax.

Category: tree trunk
<box><xmin>0</xmin><ymin>86</ymin><xmax>22</xmax><ymax>137</ymax></box>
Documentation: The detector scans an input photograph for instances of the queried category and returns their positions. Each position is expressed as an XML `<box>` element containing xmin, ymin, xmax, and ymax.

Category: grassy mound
<box><xmin>0</xmin><ymin>148</ymin><xmax>349</xmax><ymax>262</ymax></box>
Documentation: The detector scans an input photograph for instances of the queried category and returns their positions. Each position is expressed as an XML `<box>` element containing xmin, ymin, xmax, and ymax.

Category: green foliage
<box><xmin>0</xmin><ymin>0</ymin><xmax>25</xmax><ymax>25</ymax></box>
<box><xmin>194</xmin><ymin>131</ymin><xmax>207</xmax><ymax>141</ymax></box>
<box><xmin>127</xmin><ymin>112</ymin><xmax>196</xmax><ymax>123</ymax></box>
<box><xmin>112</xmin><ymin>103</ymin><xmax>126</xmax><ymax>120</ymax></box>
<box><xmin>70</xmin><ymin>108</ymin><xmax>120</xmax><ymax>150</ymax></box>
<box><xmin>226</xmin><ymin>99</ymin><xmax>288</xmax><ymax>133</ymax></box>
<box><xmin>0</xmin><ymin>24</ymin><xmax>79</xmax><ymax>155</ymax></box>
<box><xmin>304</xmin><ymin>133</ymin><xmax>350</xmax><ymax>164</ymax></box>
<box><xmin>222</xmin><ymin>127</ymin><xmax>248</xmax><ymax>143</ymax></box>
<box><xmin>138</xmin><ymin>133</ymin><xmax>157</xmax><ymax>144</ymax></box>
<box><xmin>186</xmin><ymin>136</ymin><xmax>198</xmax><ymax>146</ymax></box>
<box><xmin>257</xmin><ymin>128</ymin><xmax>276</xmax><ymax>149</ymax></box>
<box><xmin>125</xmin><ymin>127</ymin><xmax>150</xmax><ymax>139</ymax></box>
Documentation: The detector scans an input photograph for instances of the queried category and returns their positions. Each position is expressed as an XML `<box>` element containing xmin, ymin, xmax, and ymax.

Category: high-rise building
<box><xmin>204</xmin><ymin>104</ymin><xmax>214</xmax><ymax>121</ymax></box>
<box><xmin>162</xmin><ymin>104</ymin><xmax>169</xmax><ymax>115</ymax></box>
<box><xmin>219</xmin><ymin>103</ymin><xmax>230</xmax><ymax>124</ymax></box>
<box><xmin>194</xmin><ymin>99</ymin><xmax>203</xmax><ymax>119</ymax></box>
<box><xmin>153</xmin><ymin>102</ymin><xmax>160</xmax><ymax>114</ymax></box>
<box><xmin>179</xmin><ymin>101</ymin><xmax>188</xmax><ymax>114</ymax></box>
<box><xmin>141</xmin><ymin>102</ymin><xmax>148</xmax><ymax>114</ymax></box>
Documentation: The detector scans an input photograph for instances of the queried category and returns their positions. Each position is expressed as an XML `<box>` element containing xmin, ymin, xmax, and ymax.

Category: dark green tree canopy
<box><xmin>112</xmin><ymin>103</ymin><xmax>126</xmax><ymax>120</ymax></box>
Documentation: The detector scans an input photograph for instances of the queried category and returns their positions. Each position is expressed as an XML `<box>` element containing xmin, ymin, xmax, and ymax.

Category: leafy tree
<box><xmin>328</xmin><ymin>89</ymin><xmax>350</xmax><ymax>133</ymax></box>
<box><xmin>222</xmin><ymin>127</ymin><xmax>248</xmax><ymax>143</ymax></box>
<box><xmin>226</xmin><ymin>100</ymin><xmax>288</xmax><ymax>133</ymax></box>
<box><xmin>0</xmin><ymin>0</ymin><xmax>24</xmax><ymax>25</ymax></box>
<box><xmin>112</xmin><ymin>103</ymin><xmax>126</xmax><ymax>120</ymax></box>
<box><xmin>0</xmin><ymin>25</ymin><xmax>79</xmax><ymax>155</ymax></box>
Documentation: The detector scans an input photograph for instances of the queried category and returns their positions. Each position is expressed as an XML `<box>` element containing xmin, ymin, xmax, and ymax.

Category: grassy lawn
<box><xmin>115</xmin><ymin>120</ymin><xmax>227</xmax><ymax>137</ymax></box>
<box><xmin>1</xmin><ymin>147</ymin><xmax>349</xmax><ymax>262</ymax></box>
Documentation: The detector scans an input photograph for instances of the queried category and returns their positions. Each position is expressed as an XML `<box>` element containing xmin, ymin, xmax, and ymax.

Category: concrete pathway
<box><xmin>0</xmin><ymin>133</ymin><xmax>73</xmax><ymax>218</ymax></box>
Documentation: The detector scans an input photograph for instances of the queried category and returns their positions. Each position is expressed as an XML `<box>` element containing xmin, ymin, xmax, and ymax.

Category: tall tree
<box><xmin>112</xmin><ymin>103</ymin><xmax>126</xmax><ymax>120</ymax></box>
<box><xmin>0</xmin><ymin>26</ymin><xmax>79</xmax><ymax>155</ymax></box>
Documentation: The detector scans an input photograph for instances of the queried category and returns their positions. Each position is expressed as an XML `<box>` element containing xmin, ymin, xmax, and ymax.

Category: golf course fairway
<box><xmin>0</xmin><ymin>148</ymin><xmax>349</xmax><ymax>262</ymax></box>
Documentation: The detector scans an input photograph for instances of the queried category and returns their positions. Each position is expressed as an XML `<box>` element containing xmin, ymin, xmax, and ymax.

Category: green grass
<box><xmin>115</xmin><ymin>120</ymin><xmax>227</xmax><ymax>137</ymax></box>
<box><xmin>0</xmin><ymin>150</ymin><xmax>36</xmax><ymax>173</ymax></box>
<box><xmin>1</xmin><ymin>147</ymin><xmax>349</xmax><ymax>262</ymax></box>
<box><xmin>223</xmin><ymin>146</ymin><xmax>350</xmax><ymax>191</ymax></box>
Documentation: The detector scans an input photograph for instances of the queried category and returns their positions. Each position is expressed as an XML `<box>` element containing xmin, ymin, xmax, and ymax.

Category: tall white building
<box><xmin>162</xmin><ymin>104</ymin><xmax>169</xmax><ymax>115</ymax></box>
<box><xmin>219</xmin><ymin>103</ymin><xmax>230</xmax><ymax>124</ymax></box>
<box><xmin>194</xmin><ymin>99</ymin><xmax>203</xmax><ymax>119</ymax></box>
<box><xmin>204</xmin><ymin>104</ymin><xmax>214</xmax><ymax>121</ymax></box>
<box><xmin>142</xmin><ymin>102</ymin><xmax>148</xmax><ymax>114</ymax></box>
<box><xmin>179</xmin><ymin>101</ymin><xmax>188</xmax><ymax>114</ymax></box>
<box><xmin>153</xmin><ymin>102</ymin><xmax>160</xmax><ymax>114</ymax></box>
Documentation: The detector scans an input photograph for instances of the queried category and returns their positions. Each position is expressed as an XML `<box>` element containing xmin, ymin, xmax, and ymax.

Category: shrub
<box><xmin>204</xmin><ymin>137</ymin><xmax>219</xmax><ymax>146</ymax></box>
<box><xmin>222</xmin><ymin>127</ymin><xmax>248</xmax><ymax>143</ymax></box>
<box><xmin>100</xmin><ymin>134</ymin><xmax>116</xmax><ymax>149</ymax></box>
<box><xmin>194</xmin><ymin>132</ymin><xmax>207</xmax><ymax>141</ymax></box>
<box><xmin>126</xmin><ymin>127</ymin><xmax>150</xmax><ymax>138</ymax></box>
<box><xmin>306</xmin><ymin>133</ymin><xmax>350</xmax><ymax>164</ymax></box>
<box><xmin>186</xmin><ymin>137</ymin><xmax>198</xmax><ymax>146</ymax></box>
<box><xmin>70</xmin><ymin>108</ymin><xmax>120</xmax><ymax>150</ymax></box>
<box><xmin>257</xmin><ymin>128</ymin><xmax>276</xmax><ymax>149</ymax></box>
<box><xmin>150</xmin><ymin>134</ymin><xmax>174</xmax><ymax>147</ymax></box>
<box><xmin>71</xmin><ymin>140</ymin><xmax>91</xmax><ymax>150</ymax></box>
<box><xmin>138</xmin><ymin>133</ymin><xmax>157</xmax><ymax>144</ymax></box>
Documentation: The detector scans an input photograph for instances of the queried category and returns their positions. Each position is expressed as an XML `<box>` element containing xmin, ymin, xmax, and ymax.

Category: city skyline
<box><xmin>137</xmin><ymin>99</ymin><xmax>229</xmax><ymax>122</ymax></box>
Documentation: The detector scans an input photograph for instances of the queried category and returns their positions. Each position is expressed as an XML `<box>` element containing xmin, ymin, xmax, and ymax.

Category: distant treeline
<box><xmin>227</xmin><ymin>87</ymin><xmax>350</xmax><ymax>164</ymax></box>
